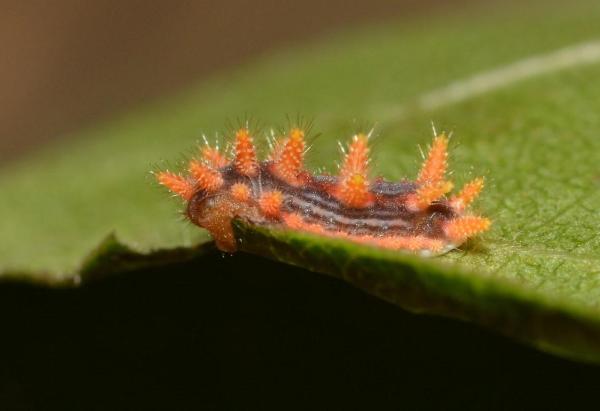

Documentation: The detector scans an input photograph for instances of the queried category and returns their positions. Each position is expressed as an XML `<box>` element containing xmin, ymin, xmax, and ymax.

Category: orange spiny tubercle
<box><xmin>202</xmin><ymin>145</ymin><xmax>229</xmax><ymax>168</ymax></box>
<box><xmin>334</xmin><ymin>133</ymin><xmax>373</xmax><ymax>208</ymax></box>
<box><xmin>340</xmin><ymin>133</ymin><xmax>370</xmax><ymax>178</ymax></box>
<box><xmin>230</xmin><ymin>182</ymin><xmax>252</xmax><ymax>202</ymax></box>
<box><xmin>188</xmin><ymin>160</ymin><xmax>223</xmax><ymax>192</ymax></box>
<box><xmin>271</xmin><ymin>128</ymin><xmax>306</xmax><ymax>185</ymax></box>
<box><xmin>417</xmin><ymin>133</ymin><xmax>448</xmax><ymax>184</ymax></box>
<box><xmin>156</xmin><ymin>171</ymin><xmax>194</xmax><ymax>200</ymax></box>
<box><xmin>258</xmin><ymin>190</ymin><xmax>283</xmax><ymax>218</ymax></box>
<box><xmin>451</xmin><ymin>177</ymin><xmax>484</xmax><ymax>211</ymax></box>
<box><xmin>444</xmin><ymin>216</ymin><xmax>491</xmax><ymax>244</ymax></box>
<box><xmin>234</xmin><ymin>128</ymin><xmax>258</xmax><ymax>176</ymax></box>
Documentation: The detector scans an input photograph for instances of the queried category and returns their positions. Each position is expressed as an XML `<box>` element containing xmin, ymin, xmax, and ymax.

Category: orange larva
<box><xmin>156</xmin><ymin>125</ymin><xmax>490</xmax><ymax>255</ymax></box>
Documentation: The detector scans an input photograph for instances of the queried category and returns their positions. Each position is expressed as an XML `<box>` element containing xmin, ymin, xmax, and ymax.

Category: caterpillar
<box><xmin>156</xmin><ymin>125</ymin><xmax>490</xmax><ymax>256</ymax></box>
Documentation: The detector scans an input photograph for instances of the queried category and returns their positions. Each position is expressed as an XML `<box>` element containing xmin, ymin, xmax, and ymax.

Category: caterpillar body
<box><xmin>156</xmin><ymin>125</ymin><xmax>490</xmax><ymax>256</ymax></box>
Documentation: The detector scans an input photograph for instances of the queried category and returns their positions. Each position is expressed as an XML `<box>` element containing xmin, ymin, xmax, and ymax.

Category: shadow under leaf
<box><xmin>0</xmin><ymin>250</ymin><xmax>597</xmax><ymax>410</ymax></box>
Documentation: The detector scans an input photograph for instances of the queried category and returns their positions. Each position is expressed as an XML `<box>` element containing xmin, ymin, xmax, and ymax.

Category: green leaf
<box><xmin>2</xmin><ymin>0</ymin><xmax>600</xmax><ymax>361</ymax></box>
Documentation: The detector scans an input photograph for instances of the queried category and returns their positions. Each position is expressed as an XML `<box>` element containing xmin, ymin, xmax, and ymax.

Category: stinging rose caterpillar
<box><xmin>156</xmin><ymin>123</ymin><xmax>490</xmax><ymax>256</ymax></box>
